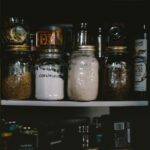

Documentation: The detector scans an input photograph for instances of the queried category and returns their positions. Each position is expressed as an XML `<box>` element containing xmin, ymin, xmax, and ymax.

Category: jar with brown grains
<box><xmin>2</xmin><ymin>51</ymin><xmax>33</xmax><ymax>100</ymax></box>
<box><xmin>102</xmin><ymin>50</ymin><xmax>131</xmax><ymax>100</ymax></box>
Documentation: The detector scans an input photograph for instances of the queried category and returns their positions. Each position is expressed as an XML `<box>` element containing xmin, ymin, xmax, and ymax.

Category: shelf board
<box><xmin>0</xmin><ymin>100</ymin><xmax>149</xmax><ymax>107</ymax></box>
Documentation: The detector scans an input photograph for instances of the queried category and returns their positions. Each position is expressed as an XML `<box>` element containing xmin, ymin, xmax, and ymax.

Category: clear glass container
<box><xmin>2</xmin><ymin>17</ymin><xmax>29</xmax><ymax>50</ymax></box>
<box><xmin>103</xmin><ymin>51</ymin><xmax>131</xmax><ymax>100</ymax></box>
<box><xmin>2</xmin><ymin>51</ymin><xmax>33</xmax><ymax>100</ymax></box>
<box><xmin>67</xmin><ymin>45</ymin><xmax>99</xmax><ymax>101</ymax></box>
<box><xmin>35</xmin><ymin>50</ymin><xmax>65</xmax><ymax>100</ymax></box>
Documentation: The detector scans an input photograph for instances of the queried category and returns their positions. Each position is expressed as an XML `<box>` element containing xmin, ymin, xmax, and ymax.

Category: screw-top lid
<box><xmin>77</xmin><ymin>45</ymin><xmax>96</xmax><ymax>51</ymax></box>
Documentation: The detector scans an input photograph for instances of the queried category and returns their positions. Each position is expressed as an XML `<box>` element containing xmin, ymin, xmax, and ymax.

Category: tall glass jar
<box><xmin>103</xmin><ymin>50</ymin><xmax>131</xmax><ymax>100</ymax></box>
<box><xmin>35</xmin><ymin>49</ymin><xmax>65</xmax><ymax>100</ymax></box>
<box><xmin>67</xmin><ymin>45</ymin><xmax>99</xmax><ymax>101</ymax></box>
<box><xmin>2</xmin><ymin>51</ymin><xmax>33</xmax><ymax>100</ymax></box>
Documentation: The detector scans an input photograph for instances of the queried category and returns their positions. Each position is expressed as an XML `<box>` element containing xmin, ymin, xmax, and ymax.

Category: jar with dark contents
<box><xmin>1</xmin><ymin>51</ymin><xmax>33</xmax><ymax>100</ymax></box>
<box><xmin>102</xmin><ymin>50</ymin><xmax>131</xmax><ymax>100</ymax></box>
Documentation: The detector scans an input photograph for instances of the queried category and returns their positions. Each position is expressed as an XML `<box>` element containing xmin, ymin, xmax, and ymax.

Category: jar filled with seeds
<box><xmin>1</xmin><ymin>51</ymin><xmax>33</xmax><ymax>100</ymax></box>
<box><xmin>102</xmin><ymin>48</ymin><xmax>131</xmax><ymax>100</ymax></box>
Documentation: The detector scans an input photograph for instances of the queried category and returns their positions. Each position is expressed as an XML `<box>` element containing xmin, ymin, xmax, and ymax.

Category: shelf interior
<box><xmin>0</xmin><ymin>100</ymin><xmax>149</xmax><ymax>107</ymax></box>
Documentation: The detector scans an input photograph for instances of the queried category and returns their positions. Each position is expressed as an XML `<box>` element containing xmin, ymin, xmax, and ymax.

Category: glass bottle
<box><xmin>35</xmin><ymin>49</ymin><xmax>65</xmax><ymax>100</ymax></box>
<box><xmin>103</xmin><ymin>50</ymin><xmax>131</xmax><ymax>100</ymax></box>
<box><xmin>97</xmin><ymin>27</ymin><xmax>103</xmax><ymax>100</ymax></box>
<box><xmin>97</xmin><ymin>27</ymin><xmax>102</xmax><ymax>58</ymax></box>
<box><xmin>67</xmin><ymin>45</ymin><xmax>99</xmax><ymax>101</ymax></box>
<box><xmin>134</xmin><ymin>24</ymin><xmax>148</xmax><ymax>100</ymax></box>
<box><xmin>1</xmin><ymin>51</ymin><xmax>33</xmax><ymax>100</ymax></box>
<box><xmin>76</xmin><ymin>22</ymin><xmax>88</xmax><ymax>46</ymax></box>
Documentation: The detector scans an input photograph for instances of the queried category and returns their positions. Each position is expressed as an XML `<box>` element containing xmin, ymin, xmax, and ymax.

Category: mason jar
<box><xmin>103</xmin><ymin>50</ymin><xmax>131</xmax><ymax>100</ymax></box>
<box><xmin>35</xmin><ymin>49</ymin><xmax>65</xmax><ymax>100</ymax></box>
<box><xmin>2</xmin><ymin>51</ymin><xmax>33</xmax><ymax>100</ymax></box>
<box><xmin>67</xmin><ymin>45</ymin><xmax>99</xmax><ymax>101</ymax></box>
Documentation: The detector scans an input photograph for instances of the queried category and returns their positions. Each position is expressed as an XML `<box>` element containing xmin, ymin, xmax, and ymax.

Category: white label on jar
<box><xmin>134</xmin><ymin>57</ymin><xmax>147</xmax><ymax>91</ymax></box>
<box><xmin>135</xmin><ymin>39</ymin><xmax>147</xmax><ymax>57</ymax></box>
<box><xmin>35</xmin><ymin>65</ymin><xmax>64</xmax><ymax>100</ymax></box>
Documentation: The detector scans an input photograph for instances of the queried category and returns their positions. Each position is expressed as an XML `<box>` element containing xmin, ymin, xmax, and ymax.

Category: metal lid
<box><xmin>40</xmin><ymin>24</ymin><xmax>73</xmax><ymax>30</ymax></box>
<box><xmin>106</xmin><ymin>46</ymin><xmax>127</xmax><ymax>53</ymax></box>
<box><xmin>38</xmin><ymin>48</ymin><xmax>60</xmax><ymax>53</ymax></box>
<box><xmin>77</xmin><ymin>45</ymin><xmax>96</xmax><ymax>51</ymax></box>
<box><xmin>5</xmin><ymin>45</ymin><xmax>31</xmax><ymax>51</ymax></box>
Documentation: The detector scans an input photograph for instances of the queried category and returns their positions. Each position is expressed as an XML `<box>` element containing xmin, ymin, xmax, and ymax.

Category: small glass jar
<box><xmin>103</xmin><ymin>51</ymin><xmax>131</xmax><ymax>100</ymax></box>
<box><xmin>2</xmin><ymin>51</ymin><xmax>33</xmax><ymax>100</ymax></box>
<box><xmin>35</xmin><ymin>49</ymin><xmax>65</xmax><ymax>100</ymax></box>
<box><xmin>2</xmin><ymin>17</ymin><xmax>29</xmax><ymax>50</ymax></box>
<box><xmin>67</xmin><ymin>45</ymin><xmax>99</xmax><ymax>101</ymax></box>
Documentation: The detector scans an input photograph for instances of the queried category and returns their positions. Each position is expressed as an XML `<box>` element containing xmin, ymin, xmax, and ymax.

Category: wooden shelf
<box><xmin>0</xmin><ymin>100</ymin><xmax>149</xmax><ymax>107</ymax></box>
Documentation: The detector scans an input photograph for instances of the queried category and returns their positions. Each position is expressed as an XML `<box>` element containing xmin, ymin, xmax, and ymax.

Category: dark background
<box><xmin>1</xmin><ymin>0</ymin><xmax>150</xmax><ymax>30</ymax></box>
<box><xmin>0</xmin><ymin>0</ymin><xmax>150</xmax><ymax>150</ymax></box>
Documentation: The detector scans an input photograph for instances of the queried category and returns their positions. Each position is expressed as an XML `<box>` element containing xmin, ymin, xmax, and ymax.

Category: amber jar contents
<box><xmin>103</xmin><ymin>52</ymin><xmax>131</xmax><ymax>100</ymax></box>
<box><xmin>2</xmin><ymin>51</ymin><xmax>33</xmax><ymax>100</ymax></box>
<box><xmin>2</xmin><ymin>17</ymin><xmax>29</xmax><ymax>51</ymax></box>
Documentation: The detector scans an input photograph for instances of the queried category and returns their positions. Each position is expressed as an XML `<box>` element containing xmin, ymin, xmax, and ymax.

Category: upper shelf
<box><xmin>0</xmin><ymin>100</ymin><xmax>149</xmax><ymax>107</ymax></box>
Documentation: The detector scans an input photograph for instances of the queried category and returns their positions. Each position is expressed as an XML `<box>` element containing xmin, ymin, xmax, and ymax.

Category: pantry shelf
<box><xmin>0</xmin><ymin>100</ymin><xmax>149</xmax><ymax>107</ymax></box>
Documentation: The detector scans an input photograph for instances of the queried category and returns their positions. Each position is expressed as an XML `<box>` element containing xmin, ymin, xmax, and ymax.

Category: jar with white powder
<box><xmin>67</xmin><ymin>45</ymin><xmax>99</xmax><ymax>101</ymax></box>
<box><xmin>35</xmin><ymin>49</ymin><xmax>65</xmax><ymax>100</ymax></box>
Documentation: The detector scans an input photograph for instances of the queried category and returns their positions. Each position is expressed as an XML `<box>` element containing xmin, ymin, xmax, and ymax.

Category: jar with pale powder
<box><xmin>67</xmin><ymin>45</ymin><xmax>99</xmax><ymax>101</ymax></box>
<box><xmin>35</xmin><ymin>49</ymin><xmax>65</xmax><ymax>100</ymax></box>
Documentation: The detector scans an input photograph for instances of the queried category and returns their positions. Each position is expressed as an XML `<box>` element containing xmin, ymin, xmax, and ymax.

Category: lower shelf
<box><xmin>0</xmin><ymin>100</ymin><xmax>149</xmax><ymax>107</ymax></box>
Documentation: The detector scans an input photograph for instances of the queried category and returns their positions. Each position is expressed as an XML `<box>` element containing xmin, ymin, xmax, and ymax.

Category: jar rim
<box><xmin>76</xmin><ymin>45</ymin><xmax>96</xmax><ymax>51</ymax></box>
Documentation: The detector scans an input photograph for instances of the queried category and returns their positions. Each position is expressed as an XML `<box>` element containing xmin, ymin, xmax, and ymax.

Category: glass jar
<box><xmin>2</xmin><ymin>51</ymin><xmax>33</xmax><ymax>100</ymax></box>
<box><xmin>103</xmin><ymin>52</ymin><xmax>131</xmax><ymax>100</ymax></box>
<box><xmin>67</xmin><ymin>45</ymin><xmax>99</xmax><ymax>101</ymax></box>
<box><xmin>2</xmin><ymin>17</ymin><xmax>29</xmax><ymax>50</ymax></box>
<box><xmin>36</xmin><ymin>26</ymin><xmax>63</xmax><ymax>50</ymax></box>
<box><xmin>35</xmin><ymin>50</ymin><xmax>65</xmax><ymax>100</ymax></box>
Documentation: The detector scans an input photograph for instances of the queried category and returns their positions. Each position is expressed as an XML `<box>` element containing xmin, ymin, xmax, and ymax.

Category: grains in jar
<box><xmin>103</xmin><ymin>51</ymin><xmax>131</xmax><ymax>100</ymax></box>
<box><xmin>2</xmin><ymin>51</ymin><xmax>33</xmax><ymax>100</ymax></box>
<box><xmin>67</xmin><ymin>45</ymin><xmax>99</xmax><ymax>101</ymax></box>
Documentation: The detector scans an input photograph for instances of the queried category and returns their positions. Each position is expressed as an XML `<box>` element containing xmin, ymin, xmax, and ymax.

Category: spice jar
<box><xmin>2</xmin><ymin>17</ymin><xmax>29</xmax><ymax>50</ymax></box>
<box><xmin>103</xmin><ymin>50</ymin><xmax>131</xmax><ymax>100</ymax></box>
<box><xmin>35</xmin><ymin>49</ymin><xmax>65</xmax><ymax>100</ymax></box>
<box><xmin>2</xmin><ymin>51</ymin><xmax>33</xmax><ymax>100</ymax></box>
<box><xmin>67</xmin><ymin>45</ymin><xmax>99</xmax><ymax>101</ymax></box>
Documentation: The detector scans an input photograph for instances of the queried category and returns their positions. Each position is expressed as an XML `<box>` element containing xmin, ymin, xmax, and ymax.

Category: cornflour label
<box><xmin>35</xmin><ymin>64</ymin><xmax>64</xmax><ymax>100</ymax></box>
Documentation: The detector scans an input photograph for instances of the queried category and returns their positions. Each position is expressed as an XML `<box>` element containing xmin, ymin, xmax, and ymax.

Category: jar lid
<box><xmin>106</xmin><ymin>46</ymin><xmax>127</xmax><ymax>53</ymax></box>
<box><xmin>5</xmin><ymin>45</ymin><xmax>31</xmax><ymax>51</ymax></box>
<box><xmin>77</xmin><ymin>45</ymin><xmax>96</xmax><ymax>51</ymax></box>
<box><xmin>38</xmin><ymin>48</ymin><xmax>60</xmax><ymax>53</ymax></box>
